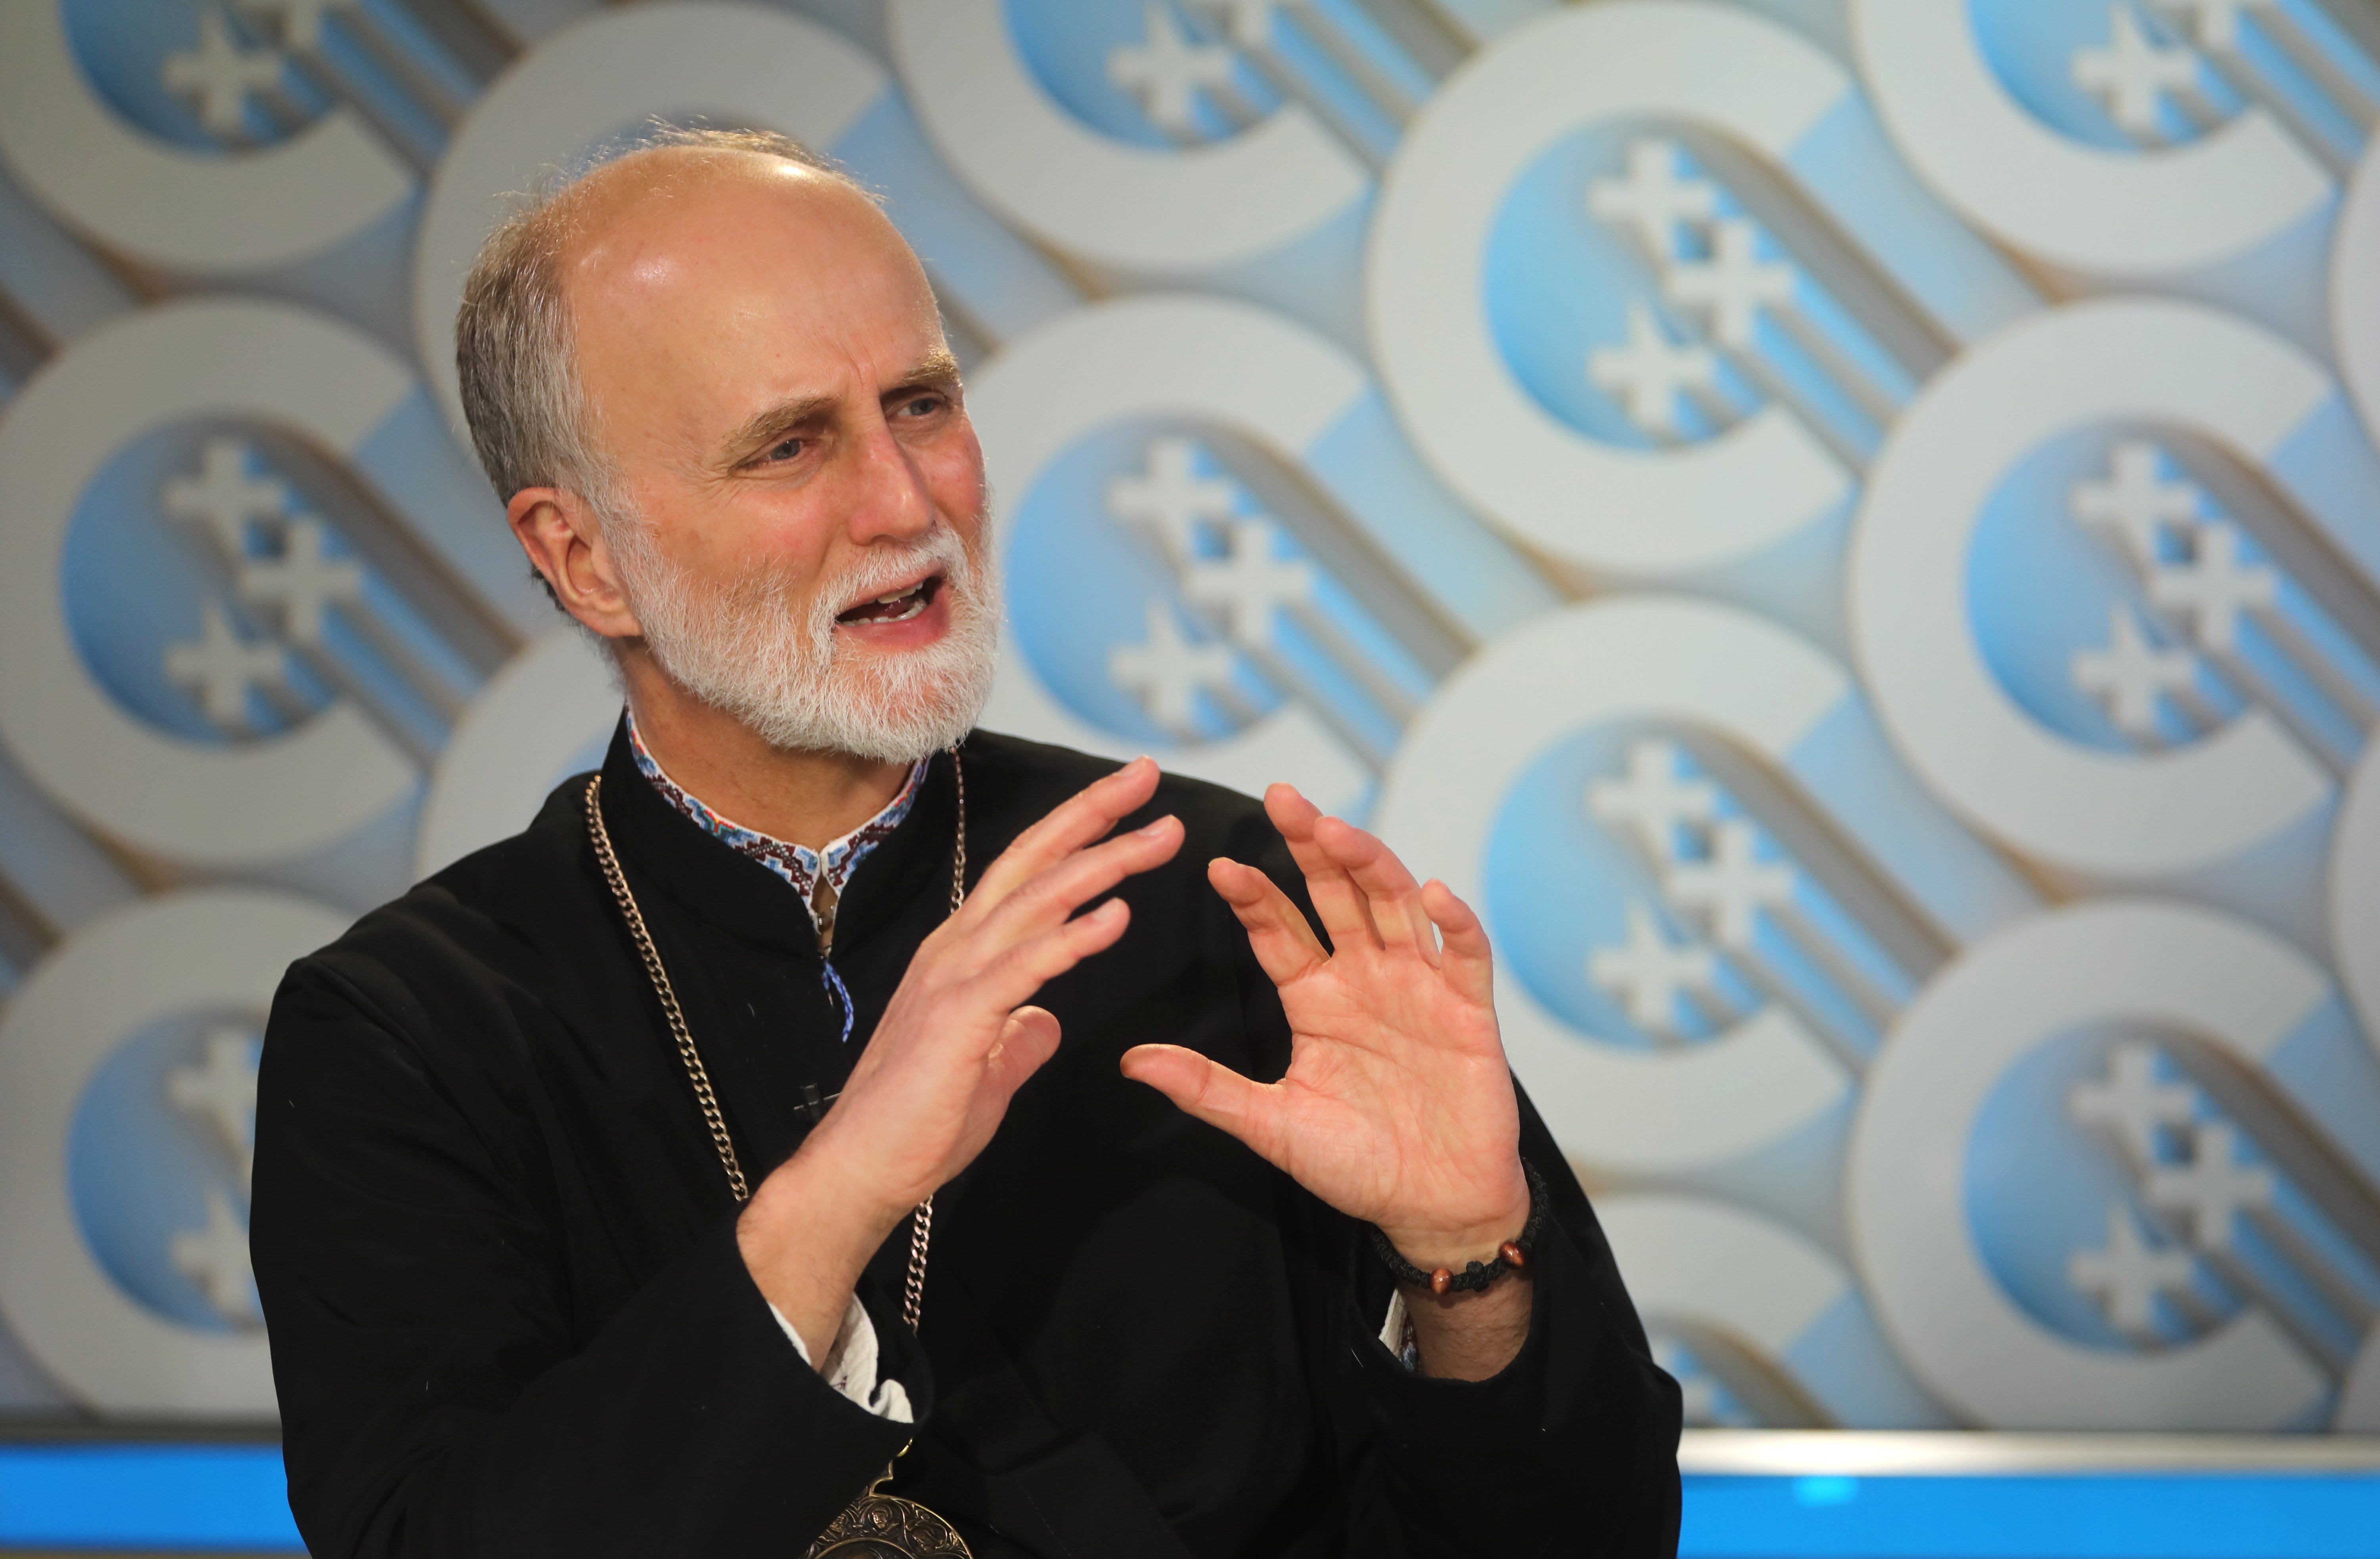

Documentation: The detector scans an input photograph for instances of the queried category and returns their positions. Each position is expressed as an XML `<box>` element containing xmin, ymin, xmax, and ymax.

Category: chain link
<box><xmin>585</xmin><ymin>774</ymin><xmax>751</xmax><ymax>1202</ymax></box>
<box><xmin>584</xmin><ymin>743</ymin><xmax>968</xmax><ymax>1336</ymax></box>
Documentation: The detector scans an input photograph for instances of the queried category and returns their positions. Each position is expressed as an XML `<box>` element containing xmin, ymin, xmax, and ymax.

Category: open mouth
<box><xmin>835</xmin><ymin>573</ymin><xmax>943</xmax><ymax>626</ymax></box>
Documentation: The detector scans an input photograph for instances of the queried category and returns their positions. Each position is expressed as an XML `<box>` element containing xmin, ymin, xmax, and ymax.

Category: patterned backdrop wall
<box><xmin>0</xmin><ymin>0</ymin><xmax>2377</xmax><ymax>1434</ymax></box>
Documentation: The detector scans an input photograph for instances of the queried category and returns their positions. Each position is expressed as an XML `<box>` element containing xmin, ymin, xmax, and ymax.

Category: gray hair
<box><xmin>452</xmin><ymin>125</ymin><xmax>871</xmax><ymax>540</ymax></box>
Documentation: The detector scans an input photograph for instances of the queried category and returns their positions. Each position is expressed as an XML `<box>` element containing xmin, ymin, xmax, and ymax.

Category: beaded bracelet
<box><xmin>1367</xmin><ymin>1160</ymin><xmax>1552</xmax><ymax>1296</ymax></box>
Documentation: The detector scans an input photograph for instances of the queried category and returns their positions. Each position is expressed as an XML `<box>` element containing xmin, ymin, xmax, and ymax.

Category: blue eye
<box><xmin>766</xmin><ymin>437</ymin><xmax>802</xmax><ymax>461</ymax></box>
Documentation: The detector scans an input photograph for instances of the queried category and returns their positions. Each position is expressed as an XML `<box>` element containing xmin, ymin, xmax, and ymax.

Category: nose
<box><xmin>842</xmin><ymin>410</ymin><xmax>935</xmax><ymax>548</ymax></box>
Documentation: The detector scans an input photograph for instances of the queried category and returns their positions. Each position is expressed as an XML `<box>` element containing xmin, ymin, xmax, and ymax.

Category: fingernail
<box><xmin>1136</xmin><ymin>814</ymin><xmax>1175</xmax><ymax>837</ymax></box>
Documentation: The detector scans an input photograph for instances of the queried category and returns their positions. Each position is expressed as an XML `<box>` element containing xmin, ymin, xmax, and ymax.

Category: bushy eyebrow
<box><xmin>718</xmin><ymin>350</ymin><xmax>965</xmax><ymax>466</ymax></box>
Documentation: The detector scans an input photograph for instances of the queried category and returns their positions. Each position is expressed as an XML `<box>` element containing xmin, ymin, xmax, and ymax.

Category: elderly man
<box><xmin>251</xmin><ymin>129</ymin><xmax>1678</xmax><ymax>1559</ymax></box>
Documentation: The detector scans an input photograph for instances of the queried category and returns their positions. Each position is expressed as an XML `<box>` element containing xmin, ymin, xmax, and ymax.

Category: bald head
<box><xmin>559</xmin><ymin>151</ymin><xmax>945</xmax><ymax>501</ymax></box>
<box><xmin>454</xmin><ymin>129</ymin><xmax>920</xmax><ymax>521</ymax></box>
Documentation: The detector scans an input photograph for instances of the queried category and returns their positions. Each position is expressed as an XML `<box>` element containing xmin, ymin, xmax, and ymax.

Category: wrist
<box><xmin>1372</xmin><ymin>1160</ymin><xmax>1547</xmax><ymax>1296</ymax></box>
<box><xmin>737</xmin><ymin>1131</ymin><xmax>909</xmax><ymax>1315</ymax></box>
<box><xmin>1374</xmin><ymin>1165</ymin><xmax>1533</xmax><ymax>1275</ymax></box>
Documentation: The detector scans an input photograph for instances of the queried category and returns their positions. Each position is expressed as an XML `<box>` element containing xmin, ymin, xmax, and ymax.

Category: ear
<box><xmin>508</xmin><ymin>485</ymin><xmax>643</xmax><ymax>641</ymax></box>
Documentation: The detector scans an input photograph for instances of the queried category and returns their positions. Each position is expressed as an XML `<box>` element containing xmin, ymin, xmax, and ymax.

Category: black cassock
<box><xmin>252</xmin><ymin>724</ymin><xmax>1681</xmax><ymax>1559</ymax></box>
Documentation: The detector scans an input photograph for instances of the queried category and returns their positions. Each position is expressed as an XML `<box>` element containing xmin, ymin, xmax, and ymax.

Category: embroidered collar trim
<box><xmin>625</xmin><ymin>713</ymin><xmax>929</xmax><ymax>935</ymax></box>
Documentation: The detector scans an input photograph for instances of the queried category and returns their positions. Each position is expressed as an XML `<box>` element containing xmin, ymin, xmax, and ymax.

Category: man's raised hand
<box><xmin>740</xmin><ymin>757</ymin><xmax>1179</xmax><ymax>1358</ymax></box>
<box><xmin>1119</xmin><ymin>783</ymin><xmax>1530</xmax><ymax>1279</ymax></box>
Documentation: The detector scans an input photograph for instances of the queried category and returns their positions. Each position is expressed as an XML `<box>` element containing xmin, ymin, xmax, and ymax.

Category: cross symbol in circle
<box><xmin>1108</xmin><ymin>4</ymin><xmax>1235</xmax><ymax>135</ymax></box>
<box><xmin>1588</xmin><ymin>138</ymin><xmax>1719</xmax><ymax>262</ymax></box>
<box><xmin>162</xmin><ymin>10</ymin><xmax>285</xmax><ymax>137</ymax></box>
<box><xmin>171</xmin><ymin>1186</ymin><xmax>260</xmax><ymax>1326</ymax></box>
<box><xmin>2147</xmin><ymin>520</ymin><xmax>2277</xmax><ymax>654</ymax></box>
<box><xmin>1588</xmin><ymin>903</ymin><xmax>1717</xmax><ymax>1037</ymax></box>
<box><xmin>2146</xmin><ymin>1120</ymin><xmax>2275</xmax><ymax>1251</ymax></box>
<box><xmin>2071</xmin><ymin>5</ymin><xmax>2202</xmax><ymax>134</ymax></box>
<box><xmin>164</xmin><ymin>602</ymin><xmax>288</xmax><ymax>730</ymax></box>
<box><xmin>1663</xmin><ymin>818</ymin><xmax>1794</xmax><ymax>952</ymax></box>
<box><xmin>2068</xmin><ymin>1203</ymin><xmax>2197</xmax><ymax>1334</ymax></box>
<box><xmin>1183</xmin><ymin>518</ymin><xmax>1313</xmax><ymax>648</ymax></box>
<box><xmin>1661</xmin><ymin>218</ymin><xmax>1795</xmax><ymax>351</ymax></box>
<box><xmin>1588</xmin><ymin>738</ymin><xmax>1718</xmax><ymax>864</ymax></box>
<box><xmin>1107</xmin><ymin>437</ymin><xmax>1240</xmax><ymax>562</ymax></box>
<box><xmin>2071</xmin><ymin>441</ymin><xmax>2198</xmax><ymax>569</ymax></box>
<box><xmin>1109</xmin><ymin>601</ymin><xmax>1236</xmax><ymax>733</ymax></box>
<box><xmin>2068</xmin><ymin>1039</ymin><xmax>2196</xmax><ymax>1165</ymax></box>
<box><xmin>164</xmin><ymin>438</ymin><xmax>288</xmax><ymax>559</ymax></box>
<box><xmin>169</xmin><ymin>1027</ymin><xmax>260</xmax><ymax>1191</ymax></box>
<box><xmin>244</xmin><ymin>0</ymin><xmax>346</xmax><ymax>49</ymax></box>
<box><xmin>239</xmin><ymin>516</ymin><xmax>363</xmax><ymax>646</ymax></box>
<box><xmin>1590</xmin><ymin>303</ymin><xmax>1719</xmax><ymax>439</ymax></box>
<box><xmin>2071</xmin><ymin>604</ymin><xmax>2198</xmax><ymax>736</ymax></box>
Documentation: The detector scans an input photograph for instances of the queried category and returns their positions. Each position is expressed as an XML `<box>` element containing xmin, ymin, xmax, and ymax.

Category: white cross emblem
<box><xmin>1184</xmin><ymin>519</ymin><xmax>1313</xmax><ymax>648</ymax></box>
<box><xmin>1588</xmin><ymin>739</ymin><xmax>1717</xmax><ymax>864</ymax></box>
<box><xmin>2068</xmin><ymin>1203</ymin><xmax>2197</xmax><ymax>1334</ymax></box>
<box><xmin>1590</xmin><ymin>303</ymin><xmax>1719</xmax><ymax>439</ymax></box>
<box><xmin>1108</xmin><ymin>4</ymin><xmax>1236</xmax><ymax>135</ymax></box>
<box><xmin>1107</xmin><ymin>437</ymin><xmax>1239</xmax><ymax>561</ymax></box>
<box><xmin>2071</xmin><ymin>441</ymin><xmax>2198</xmax><ymax>569</ymax></box>
<box><xmin>164</xmin><ymin>603</ymin><xmax>289</xmax><ymax>730</ymax></box>
<box><xmin>1664</xmin><ymin>819</ymin><xmax>1795</xmax><ymax>951</ymax></box>
<box><xmin>1588</xmin><ymin>904</ymin><xmax>1717</xmax><ymax>1038</ymax></box>
<box><xmin>2147</xmin><ymin>521</ymin><xmax>2277</xmax><ymax>654</ymax></box>
<box><xmin>171</xmin><ymin>1186</ymin><xmax>260</xmax><ymax>1326</ymax></box>
<box><xmin>2145</xmin><ymin>1121</ymin><xmax>2275</xmax><ymax>1251</ymax></box>
<box><xmin>2071</xmin><ymin>605</ymin><xmax>2199</xmax><ymax>736</ymax></box>
<box><xmin>1588</xmin><ymin>138</ymin><xmax>1719</xmax><ymax>262</ymax></box>
<box><xmin>161</xmin><ymin>10</ymin><xmax>286</xmax><ymax>137</ymax></box>
<box><xmin>164</xmin><ymin>438</ymin><xmax>288</xmax><ymax>559</ymax></box>
<box><xmin>1109</xmin><ymin>602</ymin><xmax>1236</xmax><ymax>733</ymax></box>
<box><xmin>2069</xmin><ymin>1040</ymin><xmax>2197</xmax><ymax>1164</ymax></box>
<box><xmin>239</xmin><ymin>516</ymin><xmax>364</xmax><ymax>646</ymax></box>
<box><xmin>2072</xmin><ymin>5</ymin><xmax>2202</xmax><ymax>134</ymax></box>
<box><xmin>1662</xmin><ymin>219</ymin><xmax>1795</xmax><ymax>351</ymax></box>
<box><xmin>169</xmin><ymin>1027</ymin><xmax>260</xmax><ymax>1191</ymax></box>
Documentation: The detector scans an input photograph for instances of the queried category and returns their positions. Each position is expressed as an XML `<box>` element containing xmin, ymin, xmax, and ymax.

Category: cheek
<box><xmin>924</xmin><ymin>423</ymin><xmax>988</xmax><ymax>523</ymax></box>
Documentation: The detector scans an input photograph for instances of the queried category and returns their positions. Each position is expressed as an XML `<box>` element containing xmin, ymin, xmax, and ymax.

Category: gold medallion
<box><xmin>804</xmin><ymin>1468</ymin><xmax>971</xmax><ymax>1557</ymax></box>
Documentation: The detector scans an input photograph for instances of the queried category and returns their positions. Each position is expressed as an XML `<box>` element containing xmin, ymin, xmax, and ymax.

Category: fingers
<box><xmin>969</xmin><ymin>814</ymin><xmax>1181</xmax><ymax>955</ymax></box>
<box><xmin>1422</xmin><ymin>879</ymin><xmax>1495</xmax><ymax>1006</ymax></box>
<box><xmin>1207</xmin><ymin>857</ymin><xmax>1328</xmax><ymax>988</ymax></box>
<box><xmin>959</xmin><ymin>896</ymin><xmax>1132</xmax><ymax>1018</ymax></box>
<box><xmin>969</xmin><ymin>758</ymin><xmax>1163</xmax><ymax>908</ymax></box>
<box><xmin>1263</xmin><ymin>783</ymin><xmax>1379</xmax><ymax>950</ymax></box>
<box><xmin>1312</xmin><ymin>815</ymin><xmax>1436</xmax><ymax>961</ymax></box>
<box><xmin>1118</xmin><ymin>1044</ymin><xmax>1287</xmax><ymax>1167</ymax></box>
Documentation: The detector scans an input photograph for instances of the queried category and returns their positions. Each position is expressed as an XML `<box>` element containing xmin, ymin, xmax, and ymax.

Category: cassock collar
<box><xmin>593</xmin><ymin>718</ymin><xmax>963</xmax><ymax>962</ymax></box>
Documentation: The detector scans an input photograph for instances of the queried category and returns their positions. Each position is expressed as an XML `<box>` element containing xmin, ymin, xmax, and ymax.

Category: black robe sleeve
<box><xmin>1226</xmin><ymin>810</ymin><xmax>1685</xmax><ymax>1557</ymax></box>
<box><xmin>251</xmin><ymin>960</ymin><xmax>919</xmax><ymax>1559</ymax></box>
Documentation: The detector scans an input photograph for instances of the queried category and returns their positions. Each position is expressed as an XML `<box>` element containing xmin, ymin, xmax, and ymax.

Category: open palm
<box><xmin>1121</xmin><ymin>784</ymin><xmax>1530</xmax><ymax>1268</ymax></box>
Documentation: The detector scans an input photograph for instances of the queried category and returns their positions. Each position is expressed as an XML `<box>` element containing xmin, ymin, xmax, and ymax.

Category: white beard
<box><xmin>609</xmin><ymin>517</ymin><xmax>999</xmax><ymax>763</ymax></box>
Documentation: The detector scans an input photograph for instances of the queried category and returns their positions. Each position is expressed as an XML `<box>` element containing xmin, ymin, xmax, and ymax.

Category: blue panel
<box><xmin>7</xmin><ymin>1445</ymin><xmax>2378</xmax><ymax>1555</ymax></box>
<box><xmin>0</xmin><ymin>1444</ymin><xmax>304</xmax><ymax>1549</ymax></box>
<box><xmin>1680</xmin><ymin>1471</ymin><xmax>2380</xmax><ymax>1559</ymax></box>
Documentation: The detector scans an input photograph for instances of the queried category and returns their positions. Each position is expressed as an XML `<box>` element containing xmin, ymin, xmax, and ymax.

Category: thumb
<box><xmin>986</xmin><ymin>1005</ymin><xmax>1063</xmax><ymax>1100</ymax></box>
<box><xmin>1120</xmin><ymin>1044</ymin><xmax>1283</xmax><ymax>1163</ymax></box>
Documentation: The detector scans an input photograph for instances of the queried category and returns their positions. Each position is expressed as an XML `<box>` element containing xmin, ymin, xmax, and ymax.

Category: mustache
<box><xmin>796</xmin><ymin>527</ymin><xmax>980</xmax><ymax>644</ymax></box>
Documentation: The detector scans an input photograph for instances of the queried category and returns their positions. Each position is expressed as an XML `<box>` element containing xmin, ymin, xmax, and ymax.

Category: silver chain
<box><xmin>583</xmin><ymin>745</ymin><xmax>968</xmax><ymax>1335</ymax></box>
